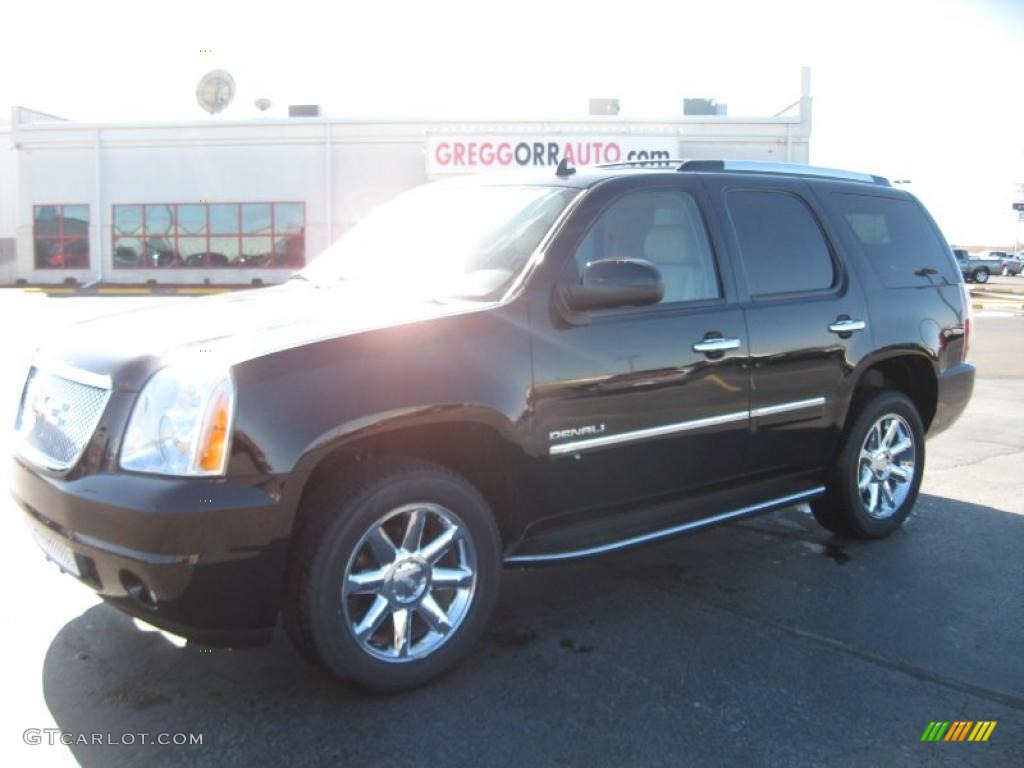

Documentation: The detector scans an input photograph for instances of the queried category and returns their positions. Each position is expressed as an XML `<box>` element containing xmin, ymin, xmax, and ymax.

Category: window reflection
<box><xmin>242</xmin><ymin>204</ymin><xmax>271</xmax><ymax>235</ymax></box>
<box><xmin>209</xmin><ymin>205</ymin><xmax>237</xmax><ymax>234</ymax></box>
<box><xmin>63</xmin><ymin>206</ymin><xmax>90</xmax><ymax>235</ymax></box>
<box><xmin>274</xmin><ymin>203</ymin><xmax>304</xmax><ymax>234</ymax></box>
<box><xmin>144</xmin><ymin>236</ymin><xmax>177</xmax><ymax>267</ymax></box>
<box><xmin>178</xmin><ymin>237</ymin><xmax>209</xmax><ymax>267</ymax></box>
<box><xmin>34</xmin><ymin>204</ymin><xmax>90</xmax><ymax>269</ymax></box>
<box><xmin>110</xmin><ymin>202</ymin><xmax>304</xmax><ymax>269</ymax></box>
<box><xmin>114</xmin><ymin>205</ymin><xmax>142</xmax><ymax>235</ymax></box>
<box><xmin>145</xmin><ymin>205</ymin><xmax>174</xmax><ymax>235</ymax></box>
<box><xmin>177</xmin><ymin>205</ymin><xmax>207</xmax><ymax>235</ymax></box>
<box><xmin>113</xmin><ymin>237</ymin><xmax>142</xmax><ymax>267</ymax></box>
<box><xmin>241</xmin><ymin>236</ymin><xmax>273</xmax><ymax>265</ymax></box>
<box><xmin>275</xmin><ymin>236</ymin><xmax>305</xmax><ymax>267</ymax></box>
<box><xmin>208</xmin><ymin>236</ymin><xmax>241</xmax><ymax>266</ymax></box>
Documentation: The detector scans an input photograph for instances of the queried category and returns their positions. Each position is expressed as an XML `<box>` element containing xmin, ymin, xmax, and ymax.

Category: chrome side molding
<box><xmin>749</xmin><ymin>397</ymin><xmax>826</xmax><ymax>418</ymax></box>
<box><xmin>549</xmin><ymin>397</ymin><xmax>826</xmax><ymax>455</ymax></box>
<box><xmin>549</xmin><ymin>409</ymin><xmax>749</xmax><ymax>456</ymax></box>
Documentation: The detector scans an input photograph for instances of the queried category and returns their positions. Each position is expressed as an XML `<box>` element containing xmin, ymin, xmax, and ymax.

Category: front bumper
<box><xmin>928</xmin><ymin>362</ymin><xmax>975</xmax><ymax>438</ymax></box>
<box><xmin>9</xmin><ymin>457</ymin><xmax>291</xmax><ymax>647</ymax></box>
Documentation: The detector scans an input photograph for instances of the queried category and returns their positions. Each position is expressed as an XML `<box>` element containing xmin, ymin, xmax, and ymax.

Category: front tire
<box><xmin>811</xmin><ymin>391</ymin><xmax>925</xmax><ymax>539</ymax></box>
<box><xmin>285</xmin><ymin>458</ymin><xmax>501</xmax><ymax>691</ymax></box>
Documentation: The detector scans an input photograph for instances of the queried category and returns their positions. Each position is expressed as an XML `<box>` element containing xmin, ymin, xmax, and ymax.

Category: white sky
<box><xmin>3</xmin><ymin>0</ymin><xmax>1022</xmax><ymax>246</ymax></box>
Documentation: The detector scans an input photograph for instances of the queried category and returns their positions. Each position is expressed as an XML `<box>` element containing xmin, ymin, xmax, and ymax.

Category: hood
<box><xmin>34</xmin><ymin>281</ymin><xmax>495</xmax><ymax>390</ymax></box>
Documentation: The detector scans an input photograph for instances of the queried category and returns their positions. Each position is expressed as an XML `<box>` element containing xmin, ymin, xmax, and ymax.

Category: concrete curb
<box><xmin>1</xmin><ymin>285</ymin><xmax>245</xmax><ymax>297</ymax></box>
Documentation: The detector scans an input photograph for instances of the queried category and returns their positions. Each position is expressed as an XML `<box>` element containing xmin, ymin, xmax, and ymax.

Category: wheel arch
<box><xmin>841</xmin><ymin>350</ymin><xmax>939</xmax><ymax>435</ymax></box>
<box><xmin>280</xmin><ymin>407</ymin><xmax>531</xmax><ymax>555</ymax></box>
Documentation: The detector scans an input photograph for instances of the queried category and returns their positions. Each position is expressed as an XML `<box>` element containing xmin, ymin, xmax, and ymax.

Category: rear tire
<box><xmin>284</xmin><ymin>458</ymin><xmax>501</xmax><ymax>691</ymax></box>
<box><xmin>972</xmin><ymin>268</ymin><xmax>989</xmax><ymax>284</ymax></box>
<box><xmin>811</xmin><ymin>391</ymin><xmax>925</xmax><ymax>539</ymax></box>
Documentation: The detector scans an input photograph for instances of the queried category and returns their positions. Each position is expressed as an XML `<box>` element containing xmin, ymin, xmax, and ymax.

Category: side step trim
<box><xmin>503</xmin><ymin>486</ymin><xmax>826</xmax><ymax>565</ymax></box>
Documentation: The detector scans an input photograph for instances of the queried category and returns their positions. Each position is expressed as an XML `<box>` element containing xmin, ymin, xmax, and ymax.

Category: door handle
<box><xmin>828</xmin><ymin>319</ymin><xmax>866</xmax><ymax>334</ymax></box>
<box><xmin>693</xmin><ymin>337</ymin><xmax>741</xmax><ymax>354</ymax></box>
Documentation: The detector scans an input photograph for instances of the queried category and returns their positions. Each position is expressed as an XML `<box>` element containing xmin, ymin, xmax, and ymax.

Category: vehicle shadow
<box><xmin>42</xmin><ymin>494</ymin><xmax>1024</xmax><ymax>767</ymax></box>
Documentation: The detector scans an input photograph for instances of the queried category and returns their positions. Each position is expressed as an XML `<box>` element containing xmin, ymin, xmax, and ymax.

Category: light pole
<box><xmin>1014</xmin><ymin>183</ymin><xmax>1024</xmax><ymax>254</ymax></box>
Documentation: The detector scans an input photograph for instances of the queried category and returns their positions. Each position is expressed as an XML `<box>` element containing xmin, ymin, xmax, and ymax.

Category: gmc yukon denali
<box><xmin>10</xmin><ymin>160</ymin><xmax>975</xmax><ymax>690</ymax></box>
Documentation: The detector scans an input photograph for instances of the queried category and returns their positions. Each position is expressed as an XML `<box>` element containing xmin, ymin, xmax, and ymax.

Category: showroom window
<box><xmin>34</xmin><ymin>205</ymin><xmax>90</xmax><ymax>269</ymax></box>
<box><xmin>112</xmin><ymin>202</ymin><xmax>305</xmax><ymax>268</ymax></box>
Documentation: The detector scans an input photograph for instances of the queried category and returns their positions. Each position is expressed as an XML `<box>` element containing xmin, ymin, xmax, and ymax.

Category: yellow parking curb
<box><xmin>972</xmin><ymin>301</ymin><xmax>1024</xmax><ymax>310</ymax></box>
<box><xmin>97</xmin><ymin>287</ymin><xmax>152</xmax><ymax>295</ymax></box>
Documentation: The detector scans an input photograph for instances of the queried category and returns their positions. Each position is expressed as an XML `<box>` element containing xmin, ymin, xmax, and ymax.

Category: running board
<box><xmin>503</xmin><ymin>487</ymin><xmax>826</xmax><ymax>565</ymax></box>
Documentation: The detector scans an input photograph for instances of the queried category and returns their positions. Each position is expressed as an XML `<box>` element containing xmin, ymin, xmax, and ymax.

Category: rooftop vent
<box><xmin>684</xmin><ymin>98</ymin><xmax>727</xmax><ymax>116</ymax></box>
<box><xmin>288</xmin><ymin>105</ymin><xmax>322</xmax><ymax>118</ymax></box>
<box><xmin>589</xmin><ymin>98</ymin><xmax>620</xmax><ymax>116</ymax></box>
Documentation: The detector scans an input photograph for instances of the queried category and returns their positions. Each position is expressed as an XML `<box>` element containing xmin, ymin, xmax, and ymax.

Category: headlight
<box><xmin>120</xmin><ymin>362</ymin><xmax>235</xmax><ymax>476</ymax></box>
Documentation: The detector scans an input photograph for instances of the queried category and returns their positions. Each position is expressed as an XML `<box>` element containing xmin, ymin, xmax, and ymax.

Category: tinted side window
<box><xmin>832</xmin><ymin>193</ymin><xmax>958</xmax><ymax>287</ymax></box>
<box><xmin>725</xmin><ymin>190</ymin><xmax>835</xmax><ymax>296</ymax></box>
<box><xmin>574</xmin><ymin>190</ymin><xmax>720</xmax><ymax>304</ymax></box>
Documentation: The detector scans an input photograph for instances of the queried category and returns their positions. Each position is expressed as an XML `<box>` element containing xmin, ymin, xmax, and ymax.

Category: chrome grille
<box><xmin>15</xmin><ymin>366</ymin><xmax>110</xmax><ymax>470</ymax></box>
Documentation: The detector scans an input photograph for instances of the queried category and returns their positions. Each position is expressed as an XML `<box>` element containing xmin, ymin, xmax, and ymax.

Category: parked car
<box><xmin>36</xmin><ymin>238</ymin><xmax>89</xmax><ymax>269</ymax></box>
<box><xmin>11</xmin><ymin>160</ymin><xmax>974</xmax><ymax>691</ymax></box>
<box><xmin>952</xmin><ymin>249</ymin><xmax>1001</xmax><ymax>283</ymax></box>
<box><xmin>999</xmin><ymin>255</ymin><xmax>1022</xmax><ymax>276</ymax></box>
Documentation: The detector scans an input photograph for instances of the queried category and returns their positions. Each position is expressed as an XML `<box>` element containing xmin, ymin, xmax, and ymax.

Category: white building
<box><xmin>0</xmin><ymin>71</ymin><xmax>812</xmax><ymax>286</ymax></box>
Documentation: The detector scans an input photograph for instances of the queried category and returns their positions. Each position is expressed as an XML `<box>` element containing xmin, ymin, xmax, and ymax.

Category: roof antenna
<box><xmin>555</xmin><ymin>158</ymin><xmax>576</xmax><ymax>177</ymax></box>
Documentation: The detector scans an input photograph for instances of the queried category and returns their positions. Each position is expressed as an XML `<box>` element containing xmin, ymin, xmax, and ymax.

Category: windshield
<box><xmin>298</xmin><ymin>183</ymin><xmax>578</xmax><ymax>298</ymax></box>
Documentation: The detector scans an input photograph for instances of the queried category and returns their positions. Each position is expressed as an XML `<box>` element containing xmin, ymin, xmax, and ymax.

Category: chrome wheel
<box><xmin>342</xmin><ymin>503</ymin><xmax>477</xmax><ymax>663</ymax></box>
<box><xmin>857</xmin><ymin>413</ymin><xmax>916</xmax><ymax>519</ymax></box>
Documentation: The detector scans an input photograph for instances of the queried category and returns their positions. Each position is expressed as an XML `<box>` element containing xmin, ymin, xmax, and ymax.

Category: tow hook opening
<box><xmin>119</xmin><ymin>570</ymin><xmax>158</xmax><ymax>609</ymax></box>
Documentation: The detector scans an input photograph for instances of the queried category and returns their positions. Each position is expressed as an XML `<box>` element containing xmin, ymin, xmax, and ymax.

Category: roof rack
<box><xmin>588</xmin><ymin>158</ymin><xmax>890</xmax><ymax>186</ymax></box>
<box><xmin>594</xmin><ymin>159</ymin><xmax>688</xmax><ymax>170</ymax></box>
<box><xmin>679</xmin><ymin>160</ymin><xmax>890</xmax><ymax>186</ymax></box>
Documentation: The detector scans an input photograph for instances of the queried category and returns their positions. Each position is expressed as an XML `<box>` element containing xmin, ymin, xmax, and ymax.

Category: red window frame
<box><xmin>33</xmin><ymin>204</ymin><xmax>90</xmax><ymax>270</ymax></box>
<box><xmin>111</xmin><ymin>201</ymin><xmax>306</xmax><ymax>269</ymax></box>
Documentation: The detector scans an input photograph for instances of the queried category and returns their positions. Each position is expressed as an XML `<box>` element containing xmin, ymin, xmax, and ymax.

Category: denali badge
<box><xmin>549</xmin><ymin>424</ymin><xmax>606</xmax><ymax>442</ymax></box>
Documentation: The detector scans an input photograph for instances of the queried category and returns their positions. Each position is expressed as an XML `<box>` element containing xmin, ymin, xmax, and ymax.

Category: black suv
<box><xmin>11</xmin><ymin>160</ymin><xmax>974</xmax><ymax>690</ymax></box>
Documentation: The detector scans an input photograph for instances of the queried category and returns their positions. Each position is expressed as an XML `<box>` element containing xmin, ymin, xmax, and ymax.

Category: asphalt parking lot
<box><xmin>0</xmin><ymin>292</ymin><xmax>1021</xmax><ymax>767</ymax></box>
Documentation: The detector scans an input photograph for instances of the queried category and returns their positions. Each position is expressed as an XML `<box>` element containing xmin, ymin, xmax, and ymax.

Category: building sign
<box><xmin>427</xmin><ymin>136</ymin><xmax>678</xmax><ymax>174</ymax></box>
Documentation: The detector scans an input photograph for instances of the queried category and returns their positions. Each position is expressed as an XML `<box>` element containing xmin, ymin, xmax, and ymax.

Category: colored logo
<box><xmin>921</xmin><ymin>721</ymin><xmax>996</xmax><ymax>742</ymax></box>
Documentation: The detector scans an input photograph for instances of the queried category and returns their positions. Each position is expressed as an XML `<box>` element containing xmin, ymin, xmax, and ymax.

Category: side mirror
<box><xmin>563</xmin><ymin>258</ymin><xmax>664</xmax><ymax>312</ymax></box>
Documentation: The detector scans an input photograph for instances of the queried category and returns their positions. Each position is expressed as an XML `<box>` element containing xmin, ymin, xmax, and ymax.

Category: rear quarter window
<box><xmin>725</xmin><ymin>189</ymin><xmax>836</xmax><ymax>297</ymax></box>
<box><xmin>832</xmin><ymin>193</ymin><xmax>958</xmax><ymax>287</ymax></box>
